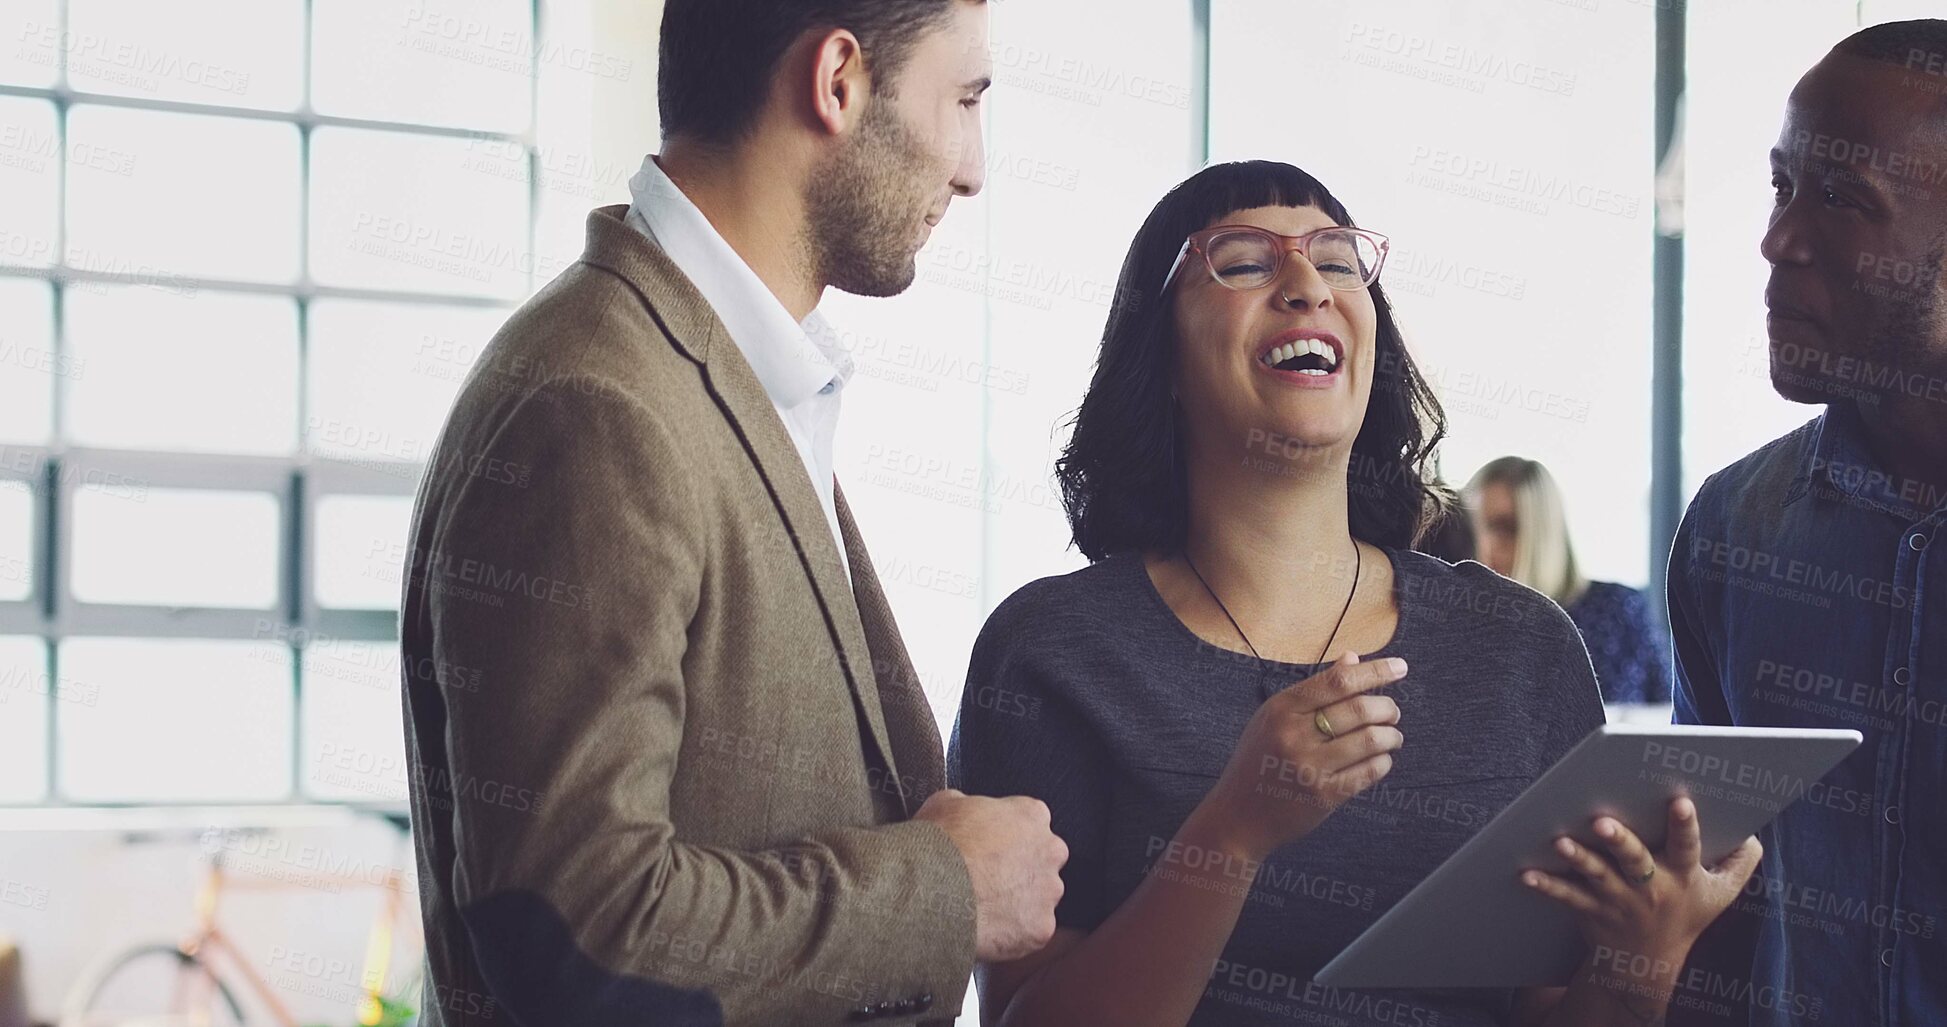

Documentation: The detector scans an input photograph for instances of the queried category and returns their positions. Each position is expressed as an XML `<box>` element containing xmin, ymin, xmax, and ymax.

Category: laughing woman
<box><xmin>948</xmin><ymin>161</ymin><xmax>1761</xmax><ymax>1027</ymax></box>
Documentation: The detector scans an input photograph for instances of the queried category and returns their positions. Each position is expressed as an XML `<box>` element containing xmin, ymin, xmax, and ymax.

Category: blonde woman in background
<box><xmin>1465</xmin><ymin>457</ymin><xmax>1673</xmax><ymax>705</ymax></box>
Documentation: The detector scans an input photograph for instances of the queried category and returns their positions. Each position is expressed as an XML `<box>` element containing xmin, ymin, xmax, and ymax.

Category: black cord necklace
<box><xmin>1184</xmin><ymin>539</ymin><xmax>1361</xmax><ymax>671</ymax></box>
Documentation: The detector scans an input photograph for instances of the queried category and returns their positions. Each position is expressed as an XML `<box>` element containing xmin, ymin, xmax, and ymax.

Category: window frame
<box><xmin>0</xmin><ymin>0</ymin><xmax>545</xmax><ymax>807</ymax></box>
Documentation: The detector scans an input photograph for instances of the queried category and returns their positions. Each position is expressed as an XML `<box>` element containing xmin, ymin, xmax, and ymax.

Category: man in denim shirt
<box><xmin>1668</xmin><ymin>19</ymin><xmax>1947</xmax><ymax>1027</ymax></box>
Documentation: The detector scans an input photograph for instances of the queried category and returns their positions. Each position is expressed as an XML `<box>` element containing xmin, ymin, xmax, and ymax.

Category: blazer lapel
<box><xmin>698</xmin><ymin>341</ymin><xmax>904</xmax><ymax>795</ymax></box>
<box><xmin>577</xmin><ymin>204</ymin><xmax>901</xmax><ymax>800</ymax></box>
<box><xmin>835</xmin><ymin>485</ymin><xmax>944</xmax><ymax>815</ymax></box>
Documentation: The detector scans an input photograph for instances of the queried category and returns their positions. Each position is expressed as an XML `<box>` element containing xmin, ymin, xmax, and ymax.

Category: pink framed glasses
<box><xmin>1161</xmin><ymin>224</ymin><xmax>1390</xmax><ymax>294</ymax></box>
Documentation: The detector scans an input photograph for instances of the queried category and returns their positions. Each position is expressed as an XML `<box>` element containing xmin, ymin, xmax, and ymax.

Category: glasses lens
<box><xmin>1309</xmin><ymin>230</ymin><xmax>1382</xmax><ymax>289</ymax></box>
<box><xmin>1203</xmin><ymin>231</ymin><xmax>1280</xmax><ymax>290</ymax></box>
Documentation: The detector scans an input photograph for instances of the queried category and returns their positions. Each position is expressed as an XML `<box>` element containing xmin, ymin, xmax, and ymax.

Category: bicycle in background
<box><xmin>58</xmin><ymin>809</ymin><xmax>421</xmax><ymax>1027</ymax></box>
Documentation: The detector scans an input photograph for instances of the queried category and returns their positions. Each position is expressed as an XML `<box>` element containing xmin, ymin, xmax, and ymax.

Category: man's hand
<box><xmin>915</xmin><ymin>788</ymin><xmax>1069</xmax><ymax>962</ymax></box>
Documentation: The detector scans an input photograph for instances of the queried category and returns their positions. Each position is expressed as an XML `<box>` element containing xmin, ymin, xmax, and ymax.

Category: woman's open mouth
<box><xmin>1254</xmin><ymin>330</ymin><xmax>1344</xmax><ymax>388</ymax></box>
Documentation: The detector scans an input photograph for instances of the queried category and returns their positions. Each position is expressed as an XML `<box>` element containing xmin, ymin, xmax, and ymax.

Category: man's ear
<box><xmin>807</xmin><ymin>28</ymin><xmax>870</xmax><ymax>136</ymax></box>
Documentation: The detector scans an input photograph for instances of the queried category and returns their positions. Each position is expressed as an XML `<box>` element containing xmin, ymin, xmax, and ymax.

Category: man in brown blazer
<box><xmin>399</xmin><ymin>2</ymin><xmax>1066</xmax><ymax>1024</ymax></box>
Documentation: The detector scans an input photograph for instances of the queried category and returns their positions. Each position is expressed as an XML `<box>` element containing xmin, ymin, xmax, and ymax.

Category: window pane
<box><xmin>1681</xmin><ymin>0</ymin><xmax>1856</xmax><ymax>493</ymax></box>
<box><xmin>310</xmin><ymin>126</ymin><xmax>533</xmax><ymax>298</ymax></box>
<box><xmin>65</xmin><ymin>105</ymin><xmax>301</xmax><ymax>284</ymax></box>
<box><xmin>311</xmin><ymin>0</ymin><xmax>535</xmax><ymax>133</ymax></box>
<box><xmin>0</xmin><ymin>278</ymin><xmax>55</xmax><ymax>444</ymax></box>
<box><xmin>72</xmin><ymin>487</ymin><xmax>280</xmax><ymax>608</ymax></box>
<box><xmin>0</xmin><ymin>479</ymin><xmax>30</xmax><ymax>603</ymax></box>
<box><xmin>0</xmin><ymin>637</ymin><xmax>48</xmax><ymax>801</ymax></box>
<box><xmin>66</xmin><ymin>0</ymin><xmax>304</xmax><ymax>110</ymax></box>
<box><xmin>950</xmin><ymin>0</ymin><xmax>1196</xmax><ymax>609</ymax></box>
<box><xmin>0</xmin><ymin>98</ymin><xmax>61</xmax><ymax>268</ymax></box>
<box><xmin>314</xmin><ymin>495</ymin><xmax>413</xmax><ymax>610</ymax></box>
<box><xmin>0</xmin><ymin>0</ymin><xmax>60</xmax><ymax>88</ymax></box>
<box><xmin>308</xmin><ymin>299</ymin><xmax>505</xmax><ymax>462</ymax></box>
<box><xmin>57</xmin><ymin>638</ymin><xmax>292</xmax><ymax>802</ymax></box>
<box><xmin>301</xmin><ymin>641</ymin><xmax>406</xmax><ymax>801</ymax></box>
<box><xmin>1212</xmin><ymin>0</ymin><xmax>1654</xmax><ymax>585</ymax></box>
<box><xmin>66</xmin><ymin>286</ymin><xmax>298</xmax><ymax>454</ymax></box>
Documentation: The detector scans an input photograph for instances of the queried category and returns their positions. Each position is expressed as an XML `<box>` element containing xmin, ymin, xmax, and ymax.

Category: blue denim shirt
<box><xmin>1669</xmin><ymin>402</ymin><xmax>1946</xmax><ymax>1027</ymax></box>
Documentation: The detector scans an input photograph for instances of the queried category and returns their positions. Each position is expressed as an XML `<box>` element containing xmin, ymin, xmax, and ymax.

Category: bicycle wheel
<box><xmin>58</xmin><ymin>943</ymin><xmax>248</xmax><ymax>1027</ymax></box>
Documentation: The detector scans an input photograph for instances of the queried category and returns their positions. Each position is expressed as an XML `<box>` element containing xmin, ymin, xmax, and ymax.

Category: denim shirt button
<box><xmin>1885</xmin><ymin>805</ymin><xmax>1901</xmax><ymax>825</ymax></box>
<box><xmin>1909</xmin><ymin>532</ymin><xmax>1928</xmax><ymax>551</ymax></box>
<box><xmin>1894</xmin><ymin>666</ymin><xmax>1913</xmax><ymax>686</ymax></box>
<box><xmin>1881</xmin><ymin>949</ymin><xmax>1895</xmax><ymax>968</ymax></box>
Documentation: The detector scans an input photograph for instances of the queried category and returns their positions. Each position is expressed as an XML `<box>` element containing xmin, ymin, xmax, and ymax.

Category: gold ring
<box><xmin>1632</xmin><ymin>864</ymin><xmax>1656</xmax><ymax>885</ymax></box>
<box><xmin>1314</xmin><ymin>710</ymin><xmax>1337</xmax><ymax>740</ymax></box>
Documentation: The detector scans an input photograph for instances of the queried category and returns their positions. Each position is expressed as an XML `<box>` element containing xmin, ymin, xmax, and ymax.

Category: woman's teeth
<box><xmin>1260</xmin><ymin>338</ymin><xmax>1339</xmax><ymax>375</ymax></box>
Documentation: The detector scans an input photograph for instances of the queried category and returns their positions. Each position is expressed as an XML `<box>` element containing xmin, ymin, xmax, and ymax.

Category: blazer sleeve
<box><xmin>418</xmin><ymin>375</ymin><xmax>975</xmax><ymax>1026</ymax></box>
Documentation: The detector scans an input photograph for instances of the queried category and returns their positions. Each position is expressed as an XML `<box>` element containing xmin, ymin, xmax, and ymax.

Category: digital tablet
<box><xmin>1313</xmin><ymin>723</ymin><xmax>1862</xmax><ymax>989</ymax></box>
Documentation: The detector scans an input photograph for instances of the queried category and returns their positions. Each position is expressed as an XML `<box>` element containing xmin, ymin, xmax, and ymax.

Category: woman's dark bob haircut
<box><xmin>1055</xmin><ymin>160</ymin><xmax>1451</xmax><ymax>561</ymax></box>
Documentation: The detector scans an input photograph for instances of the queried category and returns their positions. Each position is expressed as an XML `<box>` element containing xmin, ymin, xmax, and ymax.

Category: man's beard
<box><xmin>1868</xmin><ymin>240</ymin><xmax>1946</xmax><ymax>374</ymax></box>
<box><xmin>803</xmin><ymin>99</ymin><xmax>938</xmax><ymax>298</ymax></box>
<box><xmin>1772</xmin><ymin>240</ymin><xmax>1947</xmax><ymax>406</ymax></box>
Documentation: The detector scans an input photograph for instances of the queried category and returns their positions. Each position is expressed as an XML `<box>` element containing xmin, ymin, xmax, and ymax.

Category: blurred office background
<box><xmin>0</xmin><ymin>0</ymin><xmax>1936</xmax><ymax>1023</ymax></box>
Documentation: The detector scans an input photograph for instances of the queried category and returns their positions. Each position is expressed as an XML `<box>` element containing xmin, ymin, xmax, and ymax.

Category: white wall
<box><xmin>1213</xmin><ymin>0</ymin><xmax>1657</xmax><ymax>587</ymax></box>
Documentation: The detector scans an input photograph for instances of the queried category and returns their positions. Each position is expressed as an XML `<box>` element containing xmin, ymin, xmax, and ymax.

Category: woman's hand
<box><xmin>1523</xmin><ymin>797</ymin><xmax>1763</xmax><ymax>977</ymax></box>
<box><xmin>1191</xmin><ymin>652</ymin><xmax>1407</xmax><ymax>862</ymax></box>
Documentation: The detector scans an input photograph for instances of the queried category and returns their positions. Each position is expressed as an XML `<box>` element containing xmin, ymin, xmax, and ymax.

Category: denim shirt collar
<box><xmin>1793</xmin><ymin>401</ymin><xmax>1938</xmax><ymax>521</ymax></box>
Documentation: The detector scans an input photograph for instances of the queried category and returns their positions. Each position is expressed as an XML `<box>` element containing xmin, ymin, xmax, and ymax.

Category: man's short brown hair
<box><xmin>658</xmin><ymin>0</ymin><xmax>977</xmax><ymax>145</ymax></box>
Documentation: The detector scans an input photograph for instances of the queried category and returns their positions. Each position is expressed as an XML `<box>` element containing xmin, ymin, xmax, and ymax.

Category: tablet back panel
<box><xmin>1314</xmin><ymin>724</ymin><xmax>1862</xmax><ymax>988</ymax></box>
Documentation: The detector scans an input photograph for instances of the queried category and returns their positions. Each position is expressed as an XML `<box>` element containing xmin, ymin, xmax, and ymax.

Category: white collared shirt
<box><xmin>623</xmin><ymin>155</ymin><xmax>854</xmax><ymax>583</ymax></box>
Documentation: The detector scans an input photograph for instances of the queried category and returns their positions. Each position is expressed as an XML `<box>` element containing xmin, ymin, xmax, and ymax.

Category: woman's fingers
<box><xmin>1592</xmin><ymin>816</ymin><xmax>1658</xmax><ymax>882</ymax></box>
<box><xmin>1287</xmin><ymin>654</ymin><xmax>1408</xmax><ymax>713</ymax></box>
<box><xmin>1521</xmin><ymin>869</ymin><xmax>1603</xmax><ymax>915</ymax></box>
<box><xmin>1665</xmin><ymin>797</ymin><xmax>1704</xmax><ymax>870</ymax></box>
<box><xmin>1313</xmin><ymin>693</ymin><xmax>1402</xmax><ymax>740</ymax></box>
<box><xmin>1713</xmin><ymin>835</ymin><xmax>1765</xmax><ymax>885</ymax></box>
<box><xmin>1554</xmin><ymin>835</ymin><xmax>1628</xmax><ymax>899</ymax></box>
<box><xmin>1320</xmin><ymin>723</ymin><xmax>1404</xmax><ymax>774</ymax></box>
<box><xmin>1319</xmin><ymin>751</ymin><xmax>1393</xmax><ymax>799</ymax></box>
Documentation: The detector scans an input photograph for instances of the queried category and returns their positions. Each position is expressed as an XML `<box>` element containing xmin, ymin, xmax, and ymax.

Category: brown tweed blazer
<box><xmin>400</xmin><ymin>204</ymin><xmax>976</xmax><ymax>1027</ymax></box>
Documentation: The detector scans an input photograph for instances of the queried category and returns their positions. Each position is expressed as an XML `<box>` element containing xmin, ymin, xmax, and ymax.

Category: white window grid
<box><xmin>0</xmin><ymin>0</ymin><xmax>546</xmax><ymax>806</ymax></box>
